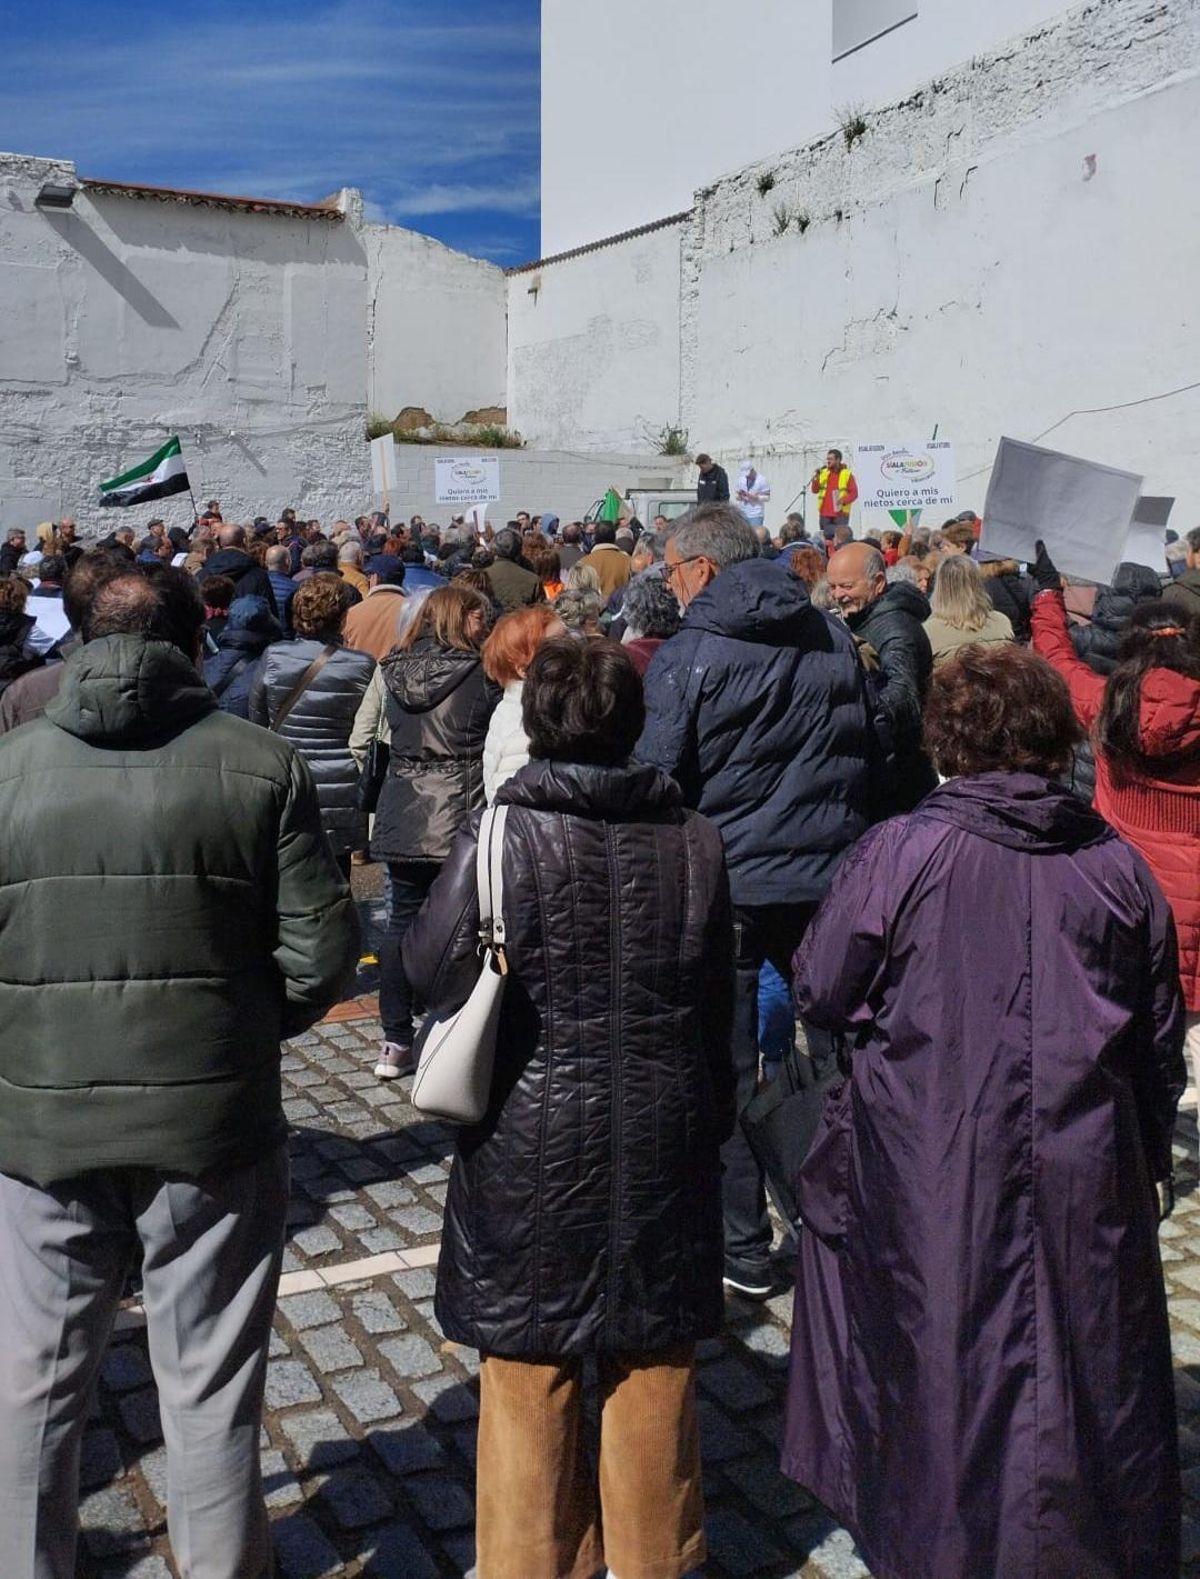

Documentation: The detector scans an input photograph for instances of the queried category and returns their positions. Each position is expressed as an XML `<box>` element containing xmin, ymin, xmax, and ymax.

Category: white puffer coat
<box><xmin>483</xmin><ymin>680</ymin><xmax>531</xmax><ymax>804</ymax></box>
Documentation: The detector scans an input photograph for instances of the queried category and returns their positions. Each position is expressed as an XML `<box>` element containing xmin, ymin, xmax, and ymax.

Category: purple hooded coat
<box><xmin>784</xmin><ymin>773</ymin><xmax>1184</xmax><ymax>1579</ymax></box>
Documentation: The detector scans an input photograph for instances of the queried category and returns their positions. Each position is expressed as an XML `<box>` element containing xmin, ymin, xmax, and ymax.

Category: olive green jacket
<box><xmin>0</xmin><ymin>634</ymin><xmax>359</xmax><ymax>1185</ymax></box>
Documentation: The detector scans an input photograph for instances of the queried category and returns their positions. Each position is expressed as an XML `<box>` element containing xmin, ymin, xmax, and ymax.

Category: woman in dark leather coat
<box><xmin>369</xmin><ymin>582</ymin><xmax>496</xmax><ymax>1079</ymax></box>
<box><xmin>403</xmin><ymin>638</ymin><xmax>735</xmax><ymax>1579</ymax></box>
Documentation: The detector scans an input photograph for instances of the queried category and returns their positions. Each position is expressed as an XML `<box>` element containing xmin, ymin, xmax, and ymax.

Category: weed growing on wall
<box><xmin>473</xmin><ymin>426</ymin><xmax>524</xmax><ymax>449</ymax></box>
<box><xmin>756</xmin><ymin>170</ymin><xmax>776</xmax><ymax>196</ymax></box>
<box><xmin>837</xmin><ymin>103</ymin><xmax>869</xmax><ymax>149</ymax></box>
<box><xmin>390</xmin><ymin>422</ymin><xmax>524</xmax><ymax>448</ymax></box>
<box><xmin>649</xmin><ymin>423</ymin><xmax>690</xmax><ymax>456</ymax></box>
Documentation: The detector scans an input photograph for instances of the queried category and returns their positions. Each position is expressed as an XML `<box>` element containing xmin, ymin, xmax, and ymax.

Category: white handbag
<box><xmin>410</xmin><ymin>805</ymin><xmax>509</xmax><ymax>1125</ymax></box>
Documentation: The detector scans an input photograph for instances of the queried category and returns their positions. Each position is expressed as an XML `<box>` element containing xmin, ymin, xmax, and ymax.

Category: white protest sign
<box><xmin>369</xmin><ymin>435</ymin><xmax>399</xmax><ymax>494</ymax></box>
<box><xmin>981</xmin><ymin>437</ymin><xmax>1143</xmax><ymax>585</ymax></box>
<box><xmin>435</xmin><ymin>456</ymin><xmax>501</xmax><ymax>507</ymax></box>
<box><xmin>1122</xmin><ymin>497</ymin><xmax>1175</xmax><ymax>573</ymax></box>
<box><xmin>855</xmin><ymin>440</ymin><xmax>957</xmax><ymax>513</ymax></box>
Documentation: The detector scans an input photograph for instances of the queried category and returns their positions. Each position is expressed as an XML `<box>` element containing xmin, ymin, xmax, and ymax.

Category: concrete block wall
<box><xmin>382</xmin><ymin>444</ymin><xmax>688</xmax><ymax>527</ymax></box>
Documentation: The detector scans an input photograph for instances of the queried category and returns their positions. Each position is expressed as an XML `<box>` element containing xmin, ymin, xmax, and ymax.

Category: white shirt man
<box><xmin>736</xmin><ymin>466</ymin><xmax>771</xmax><ymax>528</ymax></box>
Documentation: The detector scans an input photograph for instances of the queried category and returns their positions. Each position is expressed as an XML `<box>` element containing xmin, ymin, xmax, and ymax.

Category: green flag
<box><xmin>599</xmin><ymin>488</ymin><xmax>623</xmax><ymax>524</ymax></box>
<box><xmin>99</xmin><ymin>436</ymin><xmax>190</xmax><ymax>508</ymax></box>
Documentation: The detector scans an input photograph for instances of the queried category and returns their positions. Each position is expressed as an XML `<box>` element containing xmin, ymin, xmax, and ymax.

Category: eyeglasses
<box><xmin>666</xmin><ymin>554</ymin><xmax>705</xmax><ymax>585</ymax></box>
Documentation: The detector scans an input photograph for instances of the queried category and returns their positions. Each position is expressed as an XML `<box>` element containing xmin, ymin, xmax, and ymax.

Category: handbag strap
<box><xmin>476</xmin><ymin>805</ymin><xmax>508</xmax><ymax>955</ymax></box>
<box><xmin>270</xmin><ymin>645</ymin><xmax>336</xmax><ymax>732</ymax></box>
<box><xmin>211</xmin><ymin>652</ymin><xmax>255</xmax><ymax>699</ymax></box>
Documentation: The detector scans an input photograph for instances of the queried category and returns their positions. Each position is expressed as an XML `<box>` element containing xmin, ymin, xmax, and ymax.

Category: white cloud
<box><xmin>388</xmin><ymin>178</ymin><xmax>541</xmax><ymax>218</ymax></box>
<box><xmin>0</xmin><ymin>0</ymin><xmax>539</xmax><ymax>251</ymax></box>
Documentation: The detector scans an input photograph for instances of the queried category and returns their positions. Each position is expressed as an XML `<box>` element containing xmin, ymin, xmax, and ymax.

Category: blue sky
<box><xmin>0</xmin><ymin>0</ymin><xmax>540</xmax><ymax>263</ymax></box>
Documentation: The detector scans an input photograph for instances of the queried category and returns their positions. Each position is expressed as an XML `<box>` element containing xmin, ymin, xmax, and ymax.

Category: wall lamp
<box><xmin>36</xmin><ymin>182</ymin><xmax>77</xmax><ymax>209</ymax></box>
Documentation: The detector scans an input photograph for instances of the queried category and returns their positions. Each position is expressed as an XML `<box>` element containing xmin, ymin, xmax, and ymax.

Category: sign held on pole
<box><xmin>370</xmin><ymin>435</ymin><xmax>399</xmax><ymax>495</ymax></box>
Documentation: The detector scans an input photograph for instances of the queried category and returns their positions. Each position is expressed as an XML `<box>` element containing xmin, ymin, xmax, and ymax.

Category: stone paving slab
<box><xmin>76</xmin><ymin>1016</ymin><xmax>1200</xmax><ymax>1578</ymax></box>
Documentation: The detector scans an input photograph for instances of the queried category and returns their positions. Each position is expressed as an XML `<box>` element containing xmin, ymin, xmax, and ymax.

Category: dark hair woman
<box><xmin>1031</xmin><ymin>540</ymin><xmax>1200</xmax><ymax>1091</ymax></box>
<box><xmin>247</xmin><ymin>575</ymin><xmax>375</xmax><ymax>876</ymax></box>
<box><xmin>402</xmin><ymin>638</ymin><xmax>734</xmax><ymax>1579</ymax></box>
<box><xmin>368</xmin><ymin>582</ymin><xmax>497</xmax><ymax>1080</ymax></box>
<box><xmin>783</xmin><ymin>641</ymin><xmax>1184</xmax><ymax>1579</ymax></box>
<box><xmin>0</xmin><ymin>574</ymin><xmax>42</xmax><ymax>699</ymax></box>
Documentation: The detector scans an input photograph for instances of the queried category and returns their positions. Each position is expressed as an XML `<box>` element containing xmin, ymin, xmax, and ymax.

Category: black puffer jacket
<box><xmin>1069</xmin><ymin>563</ymin><xmax>1162</xmax><ymax>677</ymax></box>
<box><xmin>0</xmin><ymin>612</ymin><xmax>37</xmax><ymax>699</ymax></box>
<box><xmin>846</xmin><ymin>580</ymin><xmax>937</xmax><ymax>814</ymax></box>
<box><xmin>984</xmin><ymin>570</ymin><xmax>1034</xmax><ymax>643</ymax></box>
<box><xmin>403</xmin><ymin>758</ymin><xmax>735</xmax><ymax>1355</ymax></box>
<box><xmin>637</xmin><ymin>559</ymin><xmax>876</xmax><ymax>905</ymax></box>
<box><xmin>198</xmin><ymin>548</ymin><xmax>279</xmax><ymax>615</ymax></box>
<box><xmin>248</xmin><ymin>638</ymin><xmax>376</xmax><ymax>855</ymax></box>
<box><xmin>371</xmin><ymin>637</ymin><xmax>497</xmax><ymax>863</ymax></box>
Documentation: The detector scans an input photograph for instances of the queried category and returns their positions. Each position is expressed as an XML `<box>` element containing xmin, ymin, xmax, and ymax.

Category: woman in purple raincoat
<box><xmin>784</xmin><ymin>642</ymin><xmax>1184</xmax><ymax>1579</ymax></box>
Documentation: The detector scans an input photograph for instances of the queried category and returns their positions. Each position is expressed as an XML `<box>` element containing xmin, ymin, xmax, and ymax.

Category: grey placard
<box><xmin>980</xmin><ymin>437</ymin><xmax>1143</xmax><ymax>584</ymax></box>
<box><xmin>1133</xmin><ymin>496</ymin><xmax>1175</xmax><ymax>527</ymax></box>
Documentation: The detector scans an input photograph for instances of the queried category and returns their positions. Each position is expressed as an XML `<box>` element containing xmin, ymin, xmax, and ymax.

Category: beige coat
<box><xmin>924</xmin><ymin>609</ymin><xmax>1014</xmax><ymax>668</ymax></box>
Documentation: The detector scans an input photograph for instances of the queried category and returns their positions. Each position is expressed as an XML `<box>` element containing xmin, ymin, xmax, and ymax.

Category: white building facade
<box><xmin>0</xmin><ymin>154</ymin><xmax>511</xmax><ymax>533</ymax></box>
<box><xmin>540</xmin><ymin>0</ymin><xmax>1081</xmax><ymax>256</ymax></box>
<box><xmin>519</xmin><ymin>0</ymin><xmax>1200</xmax><ymax>529</ymax></box>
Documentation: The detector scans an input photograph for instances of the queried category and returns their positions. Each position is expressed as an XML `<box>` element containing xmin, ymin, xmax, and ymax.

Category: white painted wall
<box><xmin>365</xmin><ymin>225</ymin><xmax>507</xmax><ymax>426</ymax></box>
<box><xmin>0</xmin><ymin>153</ymin><xmax>369</xmax><ymax>537</ymax></box>
<box><xmin>506</xmin><ymin>221</ymin><xmax>685</xmax><ymax>452</ymax></box>
<box><xmin>523</xmin><ymin>0</ymin><xmax>1200</xmax><ymax>536</ymax></box>
<box><xmin>683</xmin><ymin>0</ymin><xmax>1200</xmax><ymax>530</ymax></box>
<box><xmin>388</xmin><ymin>444</ymin><xmax>687</xmax><ymax>528</ymax></box>
<box><xmin>542</xmin><ymin>0</ymin><xmax>1081</xmax><ymax>254</ymax></box>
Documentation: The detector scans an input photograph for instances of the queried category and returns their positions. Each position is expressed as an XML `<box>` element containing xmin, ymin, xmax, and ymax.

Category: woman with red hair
<box><xmin>481</xmin><ymin>603</ymin><xmax>566</xmax><ymax>802</ymax></box>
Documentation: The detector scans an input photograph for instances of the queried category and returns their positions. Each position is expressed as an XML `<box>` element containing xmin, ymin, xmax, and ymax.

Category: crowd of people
<box><xmin>0</xmin><ymin>487</ymin><xmax>1193</xmax><ymax>1579</ymax></box>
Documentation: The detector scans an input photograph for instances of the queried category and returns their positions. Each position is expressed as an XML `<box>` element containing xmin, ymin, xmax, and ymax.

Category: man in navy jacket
<box><xmin>638</xmin><ymin>503</ymin><xmax>876</xmax><ymax>1296</ymax></box>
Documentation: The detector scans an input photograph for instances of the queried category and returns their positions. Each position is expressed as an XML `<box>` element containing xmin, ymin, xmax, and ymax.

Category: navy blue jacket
<box><xmin>268</xmin><ymin>571</ymin><xmax>297</xmax><ymax>637</ymax></box>
<box><xmin>202</xmin><ymin>596</ymin><xmax>282</xmax><ymax>720</ymax></box>
<box><xmin>637</xmin><ymin>559</ymin><xmax>875</xmax><ymax>905</ymax></box>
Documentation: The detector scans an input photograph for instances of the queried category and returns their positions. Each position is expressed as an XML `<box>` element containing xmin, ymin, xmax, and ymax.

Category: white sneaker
<box><xmin>374</xmin><ymin>1042</ymin><xmax>415</xmax><ymax>1081</ymax></box>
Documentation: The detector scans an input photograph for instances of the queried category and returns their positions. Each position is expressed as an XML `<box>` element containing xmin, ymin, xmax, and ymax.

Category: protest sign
<box><xmin>855</xmin><ymin>440</ymin><xmax>957</xmax><ymax>515</ymax></box>
<box><xmin>435</xmin><ymin>456</ymin><xmax>501</xmax><ymax>507</ymax></box>
<box><xmin>1123</xmin><ymin>497</ymin><xmax>1176</xmax><ymax>572</ymax></box>
<box><xmin>369</xmin><ymin>434</ymin><xmax>398</xmax><ymax>495</ymax></box>
<box><xmin>980</xmin><ymin>437</ymin><xmax>1143</xmax><ymax>584</ymax></box>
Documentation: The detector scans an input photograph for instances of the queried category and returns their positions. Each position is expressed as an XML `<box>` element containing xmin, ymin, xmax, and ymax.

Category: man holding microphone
<box><xmin>811</xmin><ymin>448</ymin><xmax>858</xmax><ymax>541</ymax></box>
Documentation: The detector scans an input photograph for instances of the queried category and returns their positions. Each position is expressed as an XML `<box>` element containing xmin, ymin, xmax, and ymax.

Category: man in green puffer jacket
<box><xmin>0</xmin><ymin>563</ymin><xmax>358</xmax><ymax>1579</ymax></box>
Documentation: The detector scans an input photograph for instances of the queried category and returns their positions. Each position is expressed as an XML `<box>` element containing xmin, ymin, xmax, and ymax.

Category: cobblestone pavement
<box><xmin>76</xmin><ymin>998</ymin><xmax>1200</xmax><ymax>1578</ymax></box>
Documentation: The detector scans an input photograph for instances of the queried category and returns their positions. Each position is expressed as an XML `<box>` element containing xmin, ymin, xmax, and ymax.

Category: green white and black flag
<box><xmin>98</xmin><ymin>436</ymin><xmax>190</xmax><ymax>508</ymax></box>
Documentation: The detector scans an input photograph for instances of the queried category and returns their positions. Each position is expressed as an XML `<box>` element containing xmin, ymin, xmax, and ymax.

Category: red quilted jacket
<box><xmin>1033</xmin><ymin>589</ymin><xmax>1200</xmax><ymax>1009</ymax></box>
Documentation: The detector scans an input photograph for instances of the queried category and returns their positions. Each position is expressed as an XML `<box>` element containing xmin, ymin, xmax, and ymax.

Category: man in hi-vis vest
<box><xmin>810</xmin><ymin>448</ymin><xmax>859</xmax><ymax>539</ymax></box>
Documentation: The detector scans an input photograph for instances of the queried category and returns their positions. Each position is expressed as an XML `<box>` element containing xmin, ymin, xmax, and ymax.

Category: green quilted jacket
<box><xmin>0</xmin><ymin>634</ymin><xmax>359</xmax><ymax>1185</ymax></box>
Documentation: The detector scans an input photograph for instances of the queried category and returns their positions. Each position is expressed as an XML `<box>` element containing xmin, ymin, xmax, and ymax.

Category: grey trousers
<box><xmin>0</xmin><ymin>1144</ymin><xmax>289</xmax><ymax>1579</ymax></box>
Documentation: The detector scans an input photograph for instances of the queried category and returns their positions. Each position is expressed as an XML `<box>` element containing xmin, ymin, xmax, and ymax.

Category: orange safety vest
<box><xmin>813</xmin><ymin>466</ymin><xmax>854</xmax><ymax>518</ymax></box>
